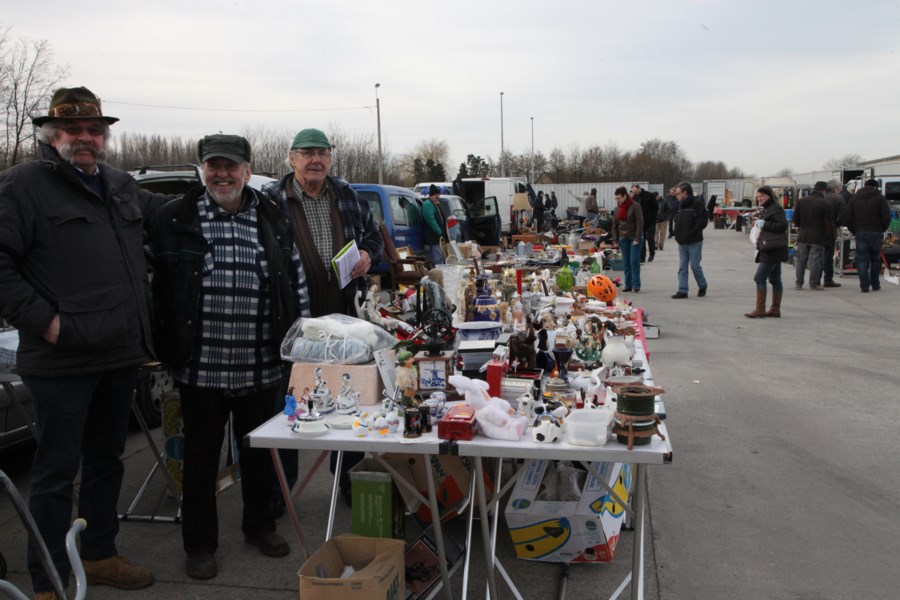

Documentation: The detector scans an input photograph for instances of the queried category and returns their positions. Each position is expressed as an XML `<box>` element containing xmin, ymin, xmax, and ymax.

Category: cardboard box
<box><xmin>298</xmin><ymin>534</ymin><xmax>405</xmax><ymax>600</ymax></box>
<box><xmin>404</xmin><ymin>529</ymin><xmax>464</xmax><ymax>599</ymax></box>
<box><xmin>505</xmin><ymin>460</ymin><xmax>631</xmax><ymax>563</ymax></box>
<box><xmin>382</xmin><ymin>454</ymin><xmax>491</xmax><ymax>528</ymax></box>
<box><xmin>349</xmin><ymin>458</ymin><xmax>406</xmax><ymax>539</ymax></box>
<box><xmin>289</xmin><ymin>362</ymin><xmax>384</xmax><ymax>407</ymax></box>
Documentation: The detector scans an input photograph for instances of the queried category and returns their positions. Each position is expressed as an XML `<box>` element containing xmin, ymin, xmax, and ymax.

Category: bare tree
<box><xmin>0</xmin><ymin>29</ymin><xmax>68</xmax><ymax>168</ymax></box>
<box><xmin>822</xmin><ymin>154</ymin><xmax>863</xmax><ymax>171</ymax></box>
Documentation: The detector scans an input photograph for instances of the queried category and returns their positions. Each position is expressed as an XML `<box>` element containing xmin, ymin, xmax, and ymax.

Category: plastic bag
<box><xmin>749</xmin><ymin>222</ymin><xmax>761</xmax><ymax>247</ymax></box>
<box><xmin>280</xmin><ymin>313</ymin><xmax>395</xmax><ymax>364</ymax></box>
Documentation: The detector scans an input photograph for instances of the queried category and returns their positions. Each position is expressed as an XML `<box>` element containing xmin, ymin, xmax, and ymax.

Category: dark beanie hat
<box><xmin>757</xmin><ymin>186</ymin><xmax>776</xmax><ymax>202</ymax></box>
<box><xmin>864</xmin><ymin>178</ymin><xmax>879</xmax><ymax>187</ymax></box>
<box><xmin>813</xmin><ymin>181</ymin><xmax>828</xmax><ymax>192</ymax></box>
<box><xmin>428</xmin><ymin>184</ymin><xmax>440</xmax><ymax>196</ymax></box>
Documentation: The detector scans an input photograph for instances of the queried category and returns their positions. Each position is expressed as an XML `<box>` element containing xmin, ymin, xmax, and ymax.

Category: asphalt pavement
<box><xmin>2</xmin><ymin>226</ymin><xmax>899</xmax><ymax>599</ymax></box>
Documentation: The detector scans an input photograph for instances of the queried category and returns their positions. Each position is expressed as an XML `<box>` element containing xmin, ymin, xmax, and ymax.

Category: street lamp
<box><xmin>500</xmin><ymin>92</ymin><xmax>505</xmax><ymax>177</ymax></box>
<box><xmin>530</xmin><ymin>116</ymin><xmax>534</xmax><ymax>184</ymax></box>
<box><xmin>375</xmin><ymin>83</ymin><xmax>383</xmax><ymax>184</ymax></box>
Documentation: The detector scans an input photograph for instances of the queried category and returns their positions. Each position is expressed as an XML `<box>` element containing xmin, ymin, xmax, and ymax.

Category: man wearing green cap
<box><xmin>145</xmin><ymin>134</ymin><xmax>310</xmax><ymax>580</ymax></box>
<box><xmin>0</xmin><ymin>86</ymin><xmax>168</xmax><ymax>598</ymax></box>
<box><xmin>262</xmin><ymin>128</ymin><xmax>383</xmax><ymax>502</ymax></box>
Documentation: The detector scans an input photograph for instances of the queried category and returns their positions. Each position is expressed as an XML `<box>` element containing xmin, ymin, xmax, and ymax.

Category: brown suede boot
<box><xmin>744</xmin><ymin>289</ymin><xmax>767</xmax><ymax>318</ymax></box>
<box><xmin>766</xmin><ymin>290</ymin><xmax>782</xmax><ymax>318</ymax></box>
<box><xmin>83</xmin><ymin>555</ymin><xmax>154</xmax><ymax>590</ymax></box>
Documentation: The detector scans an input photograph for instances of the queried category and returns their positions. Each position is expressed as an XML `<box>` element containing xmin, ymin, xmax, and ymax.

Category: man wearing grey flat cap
<box><xmin>145</xmin><ymin>134</ymin><xmax>310</xmax><ymax>580</ymax></box>
<box><xmin>0</xmin><ymin>86</ymin><xmax>171</xmax><ymax>599</ymax></box>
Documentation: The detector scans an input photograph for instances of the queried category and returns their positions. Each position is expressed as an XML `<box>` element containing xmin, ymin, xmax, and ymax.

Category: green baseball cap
<box><xmin>291</xmin><ymin>128</ymin><xmax>332</xmax><ymax>150</ymax></box>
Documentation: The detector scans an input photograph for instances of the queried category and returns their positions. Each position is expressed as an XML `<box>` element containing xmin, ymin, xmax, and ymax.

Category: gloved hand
<box><xmin>755</xmin><ymin>219</ymin><xmax>766</xmax><ymax>229</ymax></box>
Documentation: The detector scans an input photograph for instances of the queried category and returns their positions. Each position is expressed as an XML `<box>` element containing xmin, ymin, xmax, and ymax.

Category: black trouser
<box><xmin>179</xmin><ymin>384</ymin><xmax>277</xmax><ymax>555</ymax></box>
<box><xmin>640</xmin><ymin>226</ymin><xmax>656</xmax><ymax>262</ymax></box>
<box><xmin>821</xmin><ymin>235</ymin><xmax>837</xmax><ymax>284</ymax></box>
<box><xmin>668</xmin><ymin>218</ymin><xmax>676</xmax><ymax>237</ymax></box>
<box><xmin>534</xmin><ymin>213</ymin><xmax>544</xmax><ymax>233</ymax></box>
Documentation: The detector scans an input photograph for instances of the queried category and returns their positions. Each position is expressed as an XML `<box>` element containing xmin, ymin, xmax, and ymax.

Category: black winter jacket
<box><xmin>793</xmin><ymin>192</ymin><xmax>833</xmax><ymax>246</ymax></box>
<box><xmin>674</xmin><ymin>196</ymin><xmax>708</xmax><ymax>245</ymax></box>
<box><xmin>636</xmin><ymin>190</ymin><xmax>658</xmax><ymax>228</ymax></box>
<box><xmin>755</xmin><ymin>199</ymin><xmax>789</xmax><ymax>264</ymax></box>
<box><xmin>144</xmin><ymin>186</ymin><xmax>301</xmax><ymax>368</ymax></box>
<box><xmin>0</xmin><ymin>143</ymin><xmax>166</xmax><ymax>377</ymax></box>
<box><xmin>845</xmin><ymin>186</ymin><xmax>890</xmax><ymax>234</ymax></box>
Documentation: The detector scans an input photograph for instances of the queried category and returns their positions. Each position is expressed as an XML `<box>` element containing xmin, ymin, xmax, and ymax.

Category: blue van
<box><xmin>350</xmin><ymin>184</ymin><xmax>425</xmax><ymax>253</ymax></box>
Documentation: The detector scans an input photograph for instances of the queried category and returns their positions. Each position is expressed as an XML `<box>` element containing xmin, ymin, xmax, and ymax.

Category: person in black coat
<box><xmin>631</xmin><ymin>184</ymin><xmax>658</xmax><ymax>262</ymax></box>
<box><xmin>745</xmin><ymin>186</ymin><xmax>789</xmax><ymax>318</ymax></box>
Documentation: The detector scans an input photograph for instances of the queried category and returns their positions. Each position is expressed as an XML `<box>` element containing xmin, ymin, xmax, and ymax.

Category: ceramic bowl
<box><xmin>454</xmin><ymin>321</ymin><xmax>502</xmax><ymax>341</ymax></box>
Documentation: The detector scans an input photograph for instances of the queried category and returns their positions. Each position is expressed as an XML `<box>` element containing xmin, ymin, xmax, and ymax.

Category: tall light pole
<box><xmin>500</xmin><ymin>92</ymin><xmax>505</xmax><ymax>177</ymax></box>
<box><xmin>530</xmin><ymin>116</ymin><xmax>534</xmax><ymax>184</ymax></box>
<box><xmin>375</xmin><ymin>83</ymin><xmax>383</xmax><ymax>184</ymax></box>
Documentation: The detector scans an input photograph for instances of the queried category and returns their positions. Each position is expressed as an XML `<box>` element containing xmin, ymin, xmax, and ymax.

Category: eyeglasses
<box><xmin>294</xmin><ymin>149</ymin><xmax>331</xmax><ymax>159</ymax></box>
<box><xmin>60</xmin><ymin>124</ymin><xmax>105</xmax><ymax>137</ymax></box>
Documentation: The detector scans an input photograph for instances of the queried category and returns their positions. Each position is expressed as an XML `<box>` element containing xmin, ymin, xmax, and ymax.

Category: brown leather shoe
<box><xmin>823</xmin><ymin>281</ymin><xmax>841</xmax><ymax>288</ymax></box>
<box><xmin>83</xmin><ymin>555</ymin><xmax>154</xmax><ymax>590</ymax></box>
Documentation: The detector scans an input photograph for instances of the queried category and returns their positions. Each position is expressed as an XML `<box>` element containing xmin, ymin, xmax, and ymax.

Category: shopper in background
<box><xmin>654</xmin><ymin>191</ymin><xmax>670</xmax><ymax>251</ymax></box>
<box><xmin>145</xmin><ymin>134</ymin><xmax>309</xmax><ymax>580</ymax></box>
<box><xmin>844</xmin><ymin>178</ymin><xmax>890</xmax><ymax>293</ymax></box>
<box><xmin>631</xmin><ymin>184</ymin><xmax>658</xmax><ymax>262</ymax></box>
<box><xmin>422</xmin><ymin>184</ymin><xmax>447</xmax><ymax>265</ymax></box>
<box><xmin>611</xmin><ymin>186</ymin><xmax>644</xmax><ymax>293</ymax></box>
<box><xmin>666</xmin><ymin>187</ymin><xmax>680</xmax><ymax>238</ymax></box>
<box><xmin>532</xmin><ymin>190</ymin><xmax>546</xmax><ymax>234</ymax></box>
<box><xmin>819</xmin><ymin>179</ymin><xmax>846</xmax><ymax>288</ymax></box>
<box><xmin>745</xmin><ymin>186</ymin><xmax>790</xmax><ymax>318</ymax></box>
<box><xmin>0</xmin><ymin>87</ymin><xmax>164</xmax><ymax>599</ymax></box>
<box><xmin>792</xmin><ymin>181</ymin><xmax>833</xmax><ymax>291</ymax></box>
<box><xmin>671</xmin><ymin>182</ymin><xmax>709</xmax><ymax>299</ymax></box>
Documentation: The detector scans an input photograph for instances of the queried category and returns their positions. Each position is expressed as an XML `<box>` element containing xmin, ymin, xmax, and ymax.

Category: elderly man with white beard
<box><xmin>144</xmin><ymin>134</ymin><xmax>310</xmax><ymax>580</ymax></box>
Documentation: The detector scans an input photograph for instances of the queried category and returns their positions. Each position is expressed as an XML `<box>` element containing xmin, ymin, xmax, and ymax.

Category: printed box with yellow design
<box><xmin>504</xmin><ymin>460</ymin><xmax>630</xmax><ymax>563</ymax></box>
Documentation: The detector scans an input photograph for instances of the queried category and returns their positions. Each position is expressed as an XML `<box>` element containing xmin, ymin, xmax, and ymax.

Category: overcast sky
<box><xmin>6</xmin><ymin>0</ymin><xmax>899</xmax><ymax>177</ymax></box>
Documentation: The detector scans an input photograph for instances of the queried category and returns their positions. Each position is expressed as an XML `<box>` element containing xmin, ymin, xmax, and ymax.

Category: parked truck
<box><xmin>451</xmin><ymin>177</ymin><xmax>534</xmax><ymax>236</ymax></box>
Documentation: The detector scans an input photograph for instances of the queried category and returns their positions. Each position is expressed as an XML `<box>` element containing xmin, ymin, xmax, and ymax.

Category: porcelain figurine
<box><xmin>395</xmin><ymin>350</ymin><xmax>419</xmax><ymax>407</ymax></box>
<box><xmin>336</xmin><ymin>373</ymin><xmax>361</xmax><ymax>415</ymax></box>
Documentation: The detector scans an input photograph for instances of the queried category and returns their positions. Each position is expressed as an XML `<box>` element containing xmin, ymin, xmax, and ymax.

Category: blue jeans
<box><xmin>427</xmin><ymin>244</ymin><xmax>444</xmax><ymax>266</ymax></box>
<box><xmin>754</xmin><ymin>261</ymin><xmax>783</xmax><ymax>292</ymax></box>
<box><xmin>677</xmin><ymin>241</ymin><xmax>707</xmax><ymax>294</ymax></box>
<box><xmin>22</xmin><ymin>367</ymin><xmax>138</xmax><ymax>593</ymax></box>
<box><xmin>619</xmin><ymin>236</ymin><xmax>642</xmax><ymax>289</ymax></box>
<box><xmin>855</xmin><ymin>231</ymin><xmax>883</xmax><ymax>290</ymax></box>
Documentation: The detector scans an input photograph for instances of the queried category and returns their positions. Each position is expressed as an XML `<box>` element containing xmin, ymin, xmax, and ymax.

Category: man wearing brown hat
<box><xmin>792</xmin><ymin>181</ymin><xmax>834</xmax><ymax>290</ymax></box>
<box><xmin>145</xmin><ymin>134</ymin><xmax>310</xmax><ymax>579</ymax></box>
<box><xmin>262</xmin><ymin>128</ymin><xmax>383</xmax><ymax>503</ymax></box>
<box><xmin>0</xmin><ymin>86</ymin><xmax>163</xmax><ymax>598</ymax></box>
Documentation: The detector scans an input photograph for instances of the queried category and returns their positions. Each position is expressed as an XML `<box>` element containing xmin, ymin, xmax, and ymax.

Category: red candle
<box><xmin>516</xmin><ymin>269</ymin><xmax>523</xmax><ymax>295</ymax></box>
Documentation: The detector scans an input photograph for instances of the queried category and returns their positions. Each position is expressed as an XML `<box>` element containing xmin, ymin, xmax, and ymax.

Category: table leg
<box><xmin>461</xmin><ymin>470</ymin><xmax>477</xmax><ymax>600</ymax></box>
<box><xmin>475</xmin><ymin>458</ymin><xmax>499</xmax><ymax>599</ymax></box>
<box><xmin>630</xmin><ymin>463</ymin><xmax>645</xmax><ymax>600</ymax></box>
<box><xmin>271</xmin><ymin>448</ymin><xmax>309</xmax><ymax>560</ymax></box>
<box><xmin>423</xmin><ymin>453</ymin><xmax>453</xmax><ymax>600</ymax></box>
<box><xmin>327</xmin><ymin>451</ymin><xmax>343</xmax><ymax>541</ymax></box>
<box><xmin>2</xmin><ymin>379</ymin><xmax>37</xmax><ymax>440</ymax></box>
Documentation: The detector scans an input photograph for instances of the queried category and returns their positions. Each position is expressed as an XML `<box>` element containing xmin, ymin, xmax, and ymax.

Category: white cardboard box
<box><xmin>504</xmin><ymin>460</ymin><xmax>630</xmax><ymax>563</ymax></box>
